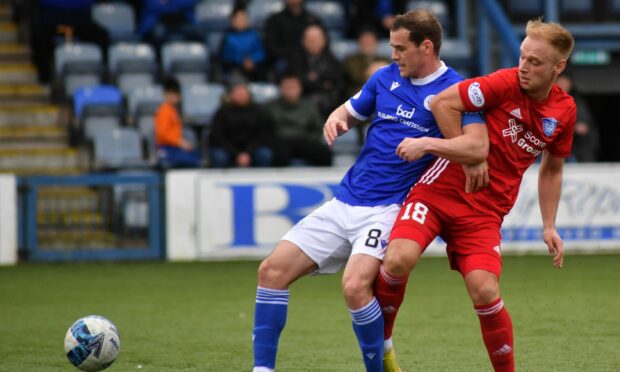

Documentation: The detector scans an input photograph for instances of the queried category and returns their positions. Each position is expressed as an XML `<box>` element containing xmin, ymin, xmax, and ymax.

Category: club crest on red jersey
<box><xmin>542</xmin><ymin>117</ymin><xmax>558</xmax><ymax>137</ymax></box>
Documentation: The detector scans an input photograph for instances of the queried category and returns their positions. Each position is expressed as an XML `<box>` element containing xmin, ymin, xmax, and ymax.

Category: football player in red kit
<box><xmin>375</xmin><ymin>19</ymin><xmax>576</xmax><ymax>372</ymax></box>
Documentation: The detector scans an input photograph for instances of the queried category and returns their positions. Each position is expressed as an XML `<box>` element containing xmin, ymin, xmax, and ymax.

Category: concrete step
<box><xmin>0</xmin><ymin>83</ymin><xmax>49</xmax><ymax>102</ymax></box>
<box><xmin>0</xmin><ymin>22</ymin><xmax>17</xmax><ymax>43</ymax></box>
<box><xmin>0</xmin><ymin>43</ymin><xmax>30</xmax><ymax>62</ymax></box>
<box><xmin>0</xmin><ymin>104</ymin><xmax>59</xmax><ymax>126</ymax></box>
<box><xmin>0</xmin><ymin>62</ymin><xmax>37</xmax><ymax>83</ymax></box>
<box><xmin>38</xmin><ymin>229</ymin><xmax>117</xmax><ymax>249</ymax></box>
<box><xmin>0</xmin><ymin>124</ymin><xmax>65</xmax><ymax>142</ymax></box>
<box><xmin>0</xmin><ymin>147</ymin><xmax>84</xmax><ymax>169</ymax></box>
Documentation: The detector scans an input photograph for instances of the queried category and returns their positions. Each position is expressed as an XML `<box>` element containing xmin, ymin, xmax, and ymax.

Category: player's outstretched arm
<box><xmin>538</xmin><ymin>150</ymin><xmax>565</xmax><ymax>268</ymax></box>
<box><xmin>396</xmin><ymin>123</ymin><xmax>488</xmax><ymax>164</ymax></box>
<box><xmin>323</xmin><ymin>104</ymin><xmax>362</xmax><ymax>146</ymax></box>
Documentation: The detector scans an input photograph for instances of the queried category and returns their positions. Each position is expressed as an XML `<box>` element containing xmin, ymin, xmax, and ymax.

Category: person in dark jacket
<box><xmin>208</xmin><ymin>78</ymin><xmax>274</xmax><ymax>168</ymax></box>
<box><xmin>263</xmin><ymin>0</ymin><xmax>323</xmax><ymax>75</ymax></box>
<box><xmin>288</xmin><ymin>24</ymin><xmax>345</xmax><ymax>119</ymax></box>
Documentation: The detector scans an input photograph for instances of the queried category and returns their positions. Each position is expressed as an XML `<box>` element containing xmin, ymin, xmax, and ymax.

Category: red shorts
<box><xmin>390</xmin><ymin>190</ymin><xmax>504</xmax><ymax>278</ymax></box>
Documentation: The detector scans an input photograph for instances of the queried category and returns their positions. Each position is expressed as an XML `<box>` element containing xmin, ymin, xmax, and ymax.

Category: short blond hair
<box><xmin>525</xmin><ymin>19</ymin><xmax>575</xmax><ymax>60</ymax></box>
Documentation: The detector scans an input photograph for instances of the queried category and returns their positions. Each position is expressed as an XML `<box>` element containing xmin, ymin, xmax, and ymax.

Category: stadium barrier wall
<box><xmin>0</xmin><ymin>174</ymin><xmax>17</xmax><ymax>265</ymax></box>
<box><xmin>166</xmin><ymin>164</ymin><xmax>620</xmax><ymax>261</ymax></box>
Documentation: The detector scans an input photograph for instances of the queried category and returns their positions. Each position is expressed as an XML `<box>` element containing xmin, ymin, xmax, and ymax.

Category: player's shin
<box><xmin>349</xmin><ymin>297</ymin><xmax>384</xmax><ymax>372</ymax></box>
<box><xmin>374</xmin><ymin>265</ymin><xmax>410</xmax><ymax>345</ymax></box>
<box><xmin>253</xmin><ymin>287</ymin><xmax>290</xmax><ymax>371</ymax></box>
<box><xmin>475</xmin><ymin>298</ymin><xmax>515</xmax><ymax>372</ymax></box>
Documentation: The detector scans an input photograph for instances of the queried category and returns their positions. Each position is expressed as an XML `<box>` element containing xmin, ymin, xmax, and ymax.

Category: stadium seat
<box><xmin>305</xmin><ymin>1</ymin><xmax>346</xmax><ymax>34</ymax></box>
<box><xmin>195</xmin><ymin>0</ymin><xmax>234</xmax><ymax>31</ymax></box>
<box><xmin>181</xmin><ymin>82</ymin><xmax>225</xmax><ymax>126</ymax></box>
<box><xmin>406</xmin><ymin>0</ymin><xmax>450</xmax><ymax>33</ymax></box>
<box><xmin>205</xmin><ymin>31</ymin><xmax>224</xmax><ymax>55</ymax></box>
<box><xmin>560</xmin><ymin>0</ymin><xmax>594</xmax><ymax>21</ymax></box>
<box><xmin>92</xmin><ymin>127</ymin><xmax>148</xmax><ymax>170</ymax></box>
<box><xmin>92</xmin><ymin>2</ymin><xmax>138</xmax><ymax>42</ymax></box>
<box><xmin>54</xmin><ymin>42</ymin><xmax>103</xmax><ymax>98</ymax></box>
<box><xmin>504</xmin><ymin>0</ymin><xmax>543</xmax><ymax>19</ymax></box>
<box><xmin>128</xmin><ymin>85</ymin><xmax>163</xmax><ymax>124</ymax></box>
<box><xmin>108</xmin><ymin>43</ymin><xmax>157</xmax><ymax>97</ymax></box>
<box><xmin>161</xmin><ymin>41</ymin><xmax>209</xmax><ymax>86</ymax></box>
<box><xmin>248</xmin><ymin>0</ymin><xmax>284</xmax><ymax>29</ymax></box>
<box><xmin>376</xmin><ymin>39</ymin><xmax>393</xmax><ymax>60</ymax></box>
<box><xmin>330</xmin><ymin>39</ymin><xmax>359</xmax><ymax>61</ymax></box>
<box><xmin>73</xmin><ymin>85</ymin><xmax>124</xmax><ymax>141</ymax></box>
<box><xmin>331</xmin><ymin>129</ymin><xmax>360</xmax><ymax>167</ymax></box>
<box><xmin>248</xmin><ymin>82</ymin><xmax>280</xmax><ymax>104</ymax></box>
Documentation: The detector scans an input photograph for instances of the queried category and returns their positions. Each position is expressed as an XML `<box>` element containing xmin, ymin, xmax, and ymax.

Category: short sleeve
<box><xmin>462</xmin><ymin>112</ymin><xmax>485</xmax><ymax>126</ymax></box>
<box><xmin>345</xmin><ymin>68</ymin><xmax>381</xmax><ymax>120</ymax></box>
<box><xmin>547</xmin><ymin>105</ymin><xmax>576</xmax><ymax>158</ymax></box>
<box><xmin>457</xmin><ymin>68</ymin><xmax>515</xmax><ymax>112</ymax></box>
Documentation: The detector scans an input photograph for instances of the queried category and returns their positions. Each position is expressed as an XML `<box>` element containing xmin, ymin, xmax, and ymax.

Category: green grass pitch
<box><xmin>0</xmin><ymin>254</ymin><xmax>619</xmax><ymax>371</ymax></box>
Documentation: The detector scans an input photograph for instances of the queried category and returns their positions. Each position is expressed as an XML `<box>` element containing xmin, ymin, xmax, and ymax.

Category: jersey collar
<box><xmin>409</xmin><ymin>61</ymin><xmax>447</xmax><ymax>86</ymax></box>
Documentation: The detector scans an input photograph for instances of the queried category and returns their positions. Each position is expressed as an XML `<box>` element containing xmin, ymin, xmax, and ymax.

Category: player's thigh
<box><xmin>386</xmin><ymin>198</ymin><xmax>442</xmax><ymax>274</ymax></box>
<box><xmin>258</xmin><ymin>240</ymin><xmax>319</xmax><ymax>289</ymax></box>
<box><xmin>282</xmin><ymin>198</ymin><xmax>352</xmax><ymax>274</ymax></box>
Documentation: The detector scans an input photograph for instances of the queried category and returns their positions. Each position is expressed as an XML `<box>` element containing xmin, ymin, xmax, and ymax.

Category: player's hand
<box><xmin>462</xmin><ymin>161</ymin><xmax>489</xmax><ymax>193</ymax></box>
<box><xmin>323</xmin><ymin>117</ymin><xmax>349</xmax><ymax>146</ymax></box>
<box><xmin>543</xmin><ymin>227</ymin><xmax>564</xmax><ymax>268</ymax></box>
<box><xmin>396</xmin><ymin>137</ymin><xmax>428</xmax><ymax>162</ymax></box>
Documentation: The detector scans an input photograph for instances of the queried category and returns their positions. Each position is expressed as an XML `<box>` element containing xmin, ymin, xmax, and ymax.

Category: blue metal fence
<box><xmin>18</xmin><ymin>173</ymin><xmax>163</xmax><ymax>262</ymax></box>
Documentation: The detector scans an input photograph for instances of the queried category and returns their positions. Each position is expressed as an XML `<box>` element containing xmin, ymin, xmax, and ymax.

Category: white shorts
<box><xmin>281</xmin><ymin>198</ymin><xmax>401</xmax><ymax>274</ymax></box>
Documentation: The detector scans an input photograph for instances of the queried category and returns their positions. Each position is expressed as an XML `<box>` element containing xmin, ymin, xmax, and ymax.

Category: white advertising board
<box><xmin>166</xmin><ymin>164</ymin><xmax>620</xmax><ymax>261</ymax></box>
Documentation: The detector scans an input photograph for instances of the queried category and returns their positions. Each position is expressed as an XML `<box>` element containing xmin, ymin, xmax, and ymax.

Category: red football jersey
<box><xmin>413</xmin><ymin>67</ymin><xmax>576</xmax><ymax>217</ymax></box>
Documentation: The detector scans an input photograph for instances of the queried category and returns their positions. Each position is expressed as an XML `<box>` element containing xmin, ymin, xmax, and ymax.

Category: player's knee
<box><xmin>341</xmin><ymin>275</ymin><xmax>372</xmax><ymax>308</ymax></box>
<box><xmin>257</xmin><ymin>258</ymin><xmax>289</xmax><ymax>289</ymax></box>
<box><xmin>384</xmin><ymin>241</ymin><xmax>419</xmax><ymax>276</ymax></box>
<box><xmin>469</xmin><ymin>282</ymin><xmax>500</xmax><ymax>305</ymax></box>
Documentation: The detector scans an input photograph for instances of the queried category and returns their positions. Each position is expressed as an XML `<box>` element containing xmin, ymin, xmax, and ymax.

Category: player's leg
<box><xmin>253</xmin><ymin>241</ymin><xmax>317</xmax><ymax>372</ymax></box>
<box><xmin>342</xmin><ymin>253</ymin><xmax>384</xmax><ymax>371</ymax></box>
<box><xmin>463</xmin><ymin>267</ymin><xmax>514</xmax><ymax>372</ymax></box>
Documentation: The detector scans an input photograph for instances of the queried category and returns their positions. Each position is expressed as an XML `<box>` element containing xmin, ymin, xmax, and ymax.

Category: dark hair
<box><xmin>277</xmin><ymin>71</ymin><xmax>301</xmax><ymax>84</ymax></box>
<box><xmin>163</xmin><ymin>76</ymin><xmax>180</xmax><ymax>94</ymax></box>
<box><xmin>391</xmin><ymin>9</ymin><xmax>442</xmax><ymax>55</ymax></box>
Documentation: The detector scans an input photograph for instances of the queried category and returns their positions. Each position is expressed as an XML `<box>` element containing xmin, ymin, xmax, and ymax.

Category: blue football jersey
<box><xmin>336</xmin><ymin>62</ymin><xmax>482</xmax><ymax>206</ymax></box>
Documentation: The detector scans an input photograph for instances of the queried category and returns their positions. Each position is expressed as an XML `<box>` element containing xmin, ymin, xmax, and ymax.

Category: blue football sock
<box><xmin>350</xmin><ymin>297</ymin><xmax>384</xmax><ymax>372</ymax></box>
<box><xmin>253</xmin><ymin>286</ymin><xmax>289</xmax><ymax>369</ymax></box>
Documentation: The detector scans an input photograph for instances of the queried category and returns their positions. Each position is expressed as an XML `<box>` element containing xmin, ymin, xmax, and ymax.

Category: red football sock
<box><xmin>373</xmin><ymin>265</ymin><xmax>409</xmax><ymax>340</ymax></box>
<box><xmin>475</xmin><ymin>298</ymin><xmax>514</xmax><ymax>372</ymax></box>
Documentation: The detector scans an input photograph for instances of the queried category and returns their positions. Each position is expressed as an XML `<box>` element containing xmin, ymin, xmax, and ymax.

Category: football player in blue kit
<box><xmin>252</xmin><ymin>9</ymin><xmax>487</xmax><ymax>372</ymax></box>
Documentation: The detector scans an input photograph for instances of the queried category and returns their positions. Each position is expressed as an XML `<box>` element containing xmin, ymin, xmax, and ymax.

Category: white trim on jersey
<box><xmin>409</xmin><ymin>61</ymin><xmax>448</xmax><ymax>86</ymax></box>
<box><xmin>345</xmin><ymin>100</ymin><xmax>368</xmax><ymax>121</ymax></box>
<box><xmin>418</xmin><ymin>158</ymin><xmax>450</xmax><ymax>185</ymax></box>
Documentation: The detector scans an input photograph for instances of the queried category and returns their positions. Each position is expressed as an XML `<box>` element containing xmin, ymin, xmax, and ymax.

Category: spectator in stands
<box><xmin>154</xmin><ymin>77</ymin><xmax>202</xmax><ymax>168</ymax></box>
<box><xmin>288</xmin><ymin>24</ymin><xmax>344</xmax><ymax>119</ymax></box>
<box><xmin>344</xmin><ymin>28</ymin><xmax>391</xmax><ymax>98</ymax></box>
<box><xmin>138</xmin><ymin>0</ymin><xmax>202</xmax><ymax>48</ymax></box>
<box><xmin>267</xmin><ymin>73</ymin><xmax>332</xmax><ymax>166</ymax></box>
<box><xmin>349</xmin><ymin>0</ymin><xmax>406</xmax><ymax>38</ymax></box>
<box><xmin>556</xmin><ymin>73</ymin><xmax>599</xmax><ymax>162</ymax></box>
<box><xmin>208</xmin><ymin>77</ymin><xmax>274</xmax><ymax>168</ymax></box>
<box><xmin>220</xmin><ymin>7</ymin><xmax>266</xmax><ymax>81</ymax></box>
<box><xmin>263</xmin><ymin>0</ymin><xmax>323</xmax><ymax>76</ymax></box>
<box><xmin>30</xmin><ymin>0</ymin><xmax>110</xmax><ymax>83</ymax></box>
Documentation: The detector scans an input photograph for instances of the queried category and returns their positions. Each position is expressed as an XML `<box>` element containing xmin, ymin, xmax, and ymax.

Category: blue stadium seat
<box><xmin>560</xmin><ymin>0</ymin><xmax>594</xmax><ymax>21</ymax></box>
<box><xmin>305</xmin><ymin>1</ymin><xmax>346</xmax><ymax>34</ymax></box>
<box><xmin>73</xmin><ymin>85</ymin><xmax>124</xmax><ymax>141</ymax></box>
<box><xmin>92</xmin><ymin>2</ymin><xmax>138</xmax><ymax>42</ymax></box>
<box><xmin>195</xmin><ymin>0</ymin><xmax>234</xmax><ymax>31</ymax></box>
<box><xmin>248</xmin><ymin>0</ymin><xmax>284</xmax><ymax>29</ymax></box>
<box><xmin>108</xmin><ymin>43</ymin><xmax>157</xmax><ymax>96</ymax></box>
<box><xmin>406</xmin><ymin>0</ymin><xmax>451</xmax><ymax>33</ymax></box>
<box><xmin>330</xmin><ymin>39</ymin><xmax>359</xmax><ymax>61</ymax></box>
<box><xmin>181</xmin><ymin>82</ymin><xmax>225</xmax><ymax>126</ymax></box>
<box><xmin>161</xmin><ymin>41</ymin><xmax>209</xmax><ymax>86</ymax></box>
<box><xmin>504</xmin><ymin>0</ymin><xmax>543</xmax><ymax>18</ymax></box>
<box><xmin>92</xmin><ymin>128</ymin><xmax>148</xmax><ymax>170</ymax></box>
<box><xmin>54</xmin><ymin>42</ymin><xmax>103</xmax><ymax>97</ymax></box>
<box><xmin>248</xmin><ymin>82</ymin><xmax>280</xmax><ymax>104</ymax></box>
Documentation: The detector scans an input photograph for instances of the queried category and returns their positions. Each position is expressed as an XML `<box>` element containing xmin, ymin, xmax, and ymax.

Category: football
<box><xmin>64</xmin><ymin>315</ymin><xmax>121</xmax><ymax>371</ymax></box>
